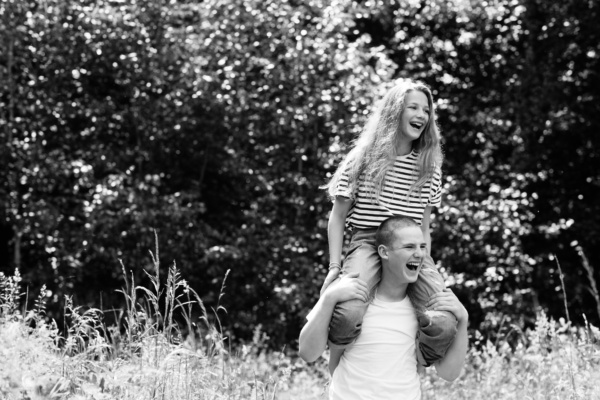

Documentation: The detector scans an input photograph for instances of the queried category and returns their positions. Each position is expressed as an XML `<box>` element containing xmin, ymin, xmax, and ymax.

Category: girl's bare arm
<box><xmin>321</xmin><ymin>196</ymin><xmax>352</xmax><ymax>295</ymax></box>
<box><xmin>420</xmin><ymin>206</ymin><xmax>433</xmax><ymax>257</ymax></box>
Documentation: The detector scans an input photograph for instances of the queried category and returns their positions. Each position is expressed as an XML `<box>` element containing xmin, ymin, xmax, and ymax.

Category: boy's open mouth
<box><xmin>406</xmin><ymin>261</ymin><xmax>420</xmax><ymax>271</ymax></box>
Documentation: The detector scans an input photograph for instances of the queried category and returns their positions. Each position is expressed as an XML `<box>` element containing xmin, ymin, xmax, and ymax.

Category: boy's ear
<box><xmin>378</xmin><ymin>244</ymin><xmax>389</xmax><ymax>260</ymax></box>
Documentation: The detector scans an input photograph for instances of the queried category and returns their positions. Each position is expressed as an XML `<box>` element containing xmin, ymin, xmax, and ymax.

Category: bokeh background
<box><xmin>1</xmin><ymin>0</ymin><xmax>599</xmax><ymax>350</ymax></box>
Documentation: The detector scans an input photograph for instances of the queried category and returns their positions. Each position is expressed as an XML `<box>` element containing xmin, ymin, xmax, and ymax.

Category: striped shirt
<box><xmin>335</xmin><ymin>151</ymin><xmax>442</xmax><ymax>228</ymax></box>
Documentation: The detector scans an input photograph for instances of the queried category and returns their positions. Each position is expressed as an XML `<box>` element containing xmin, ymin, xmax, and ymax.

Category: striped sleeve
<box><xmin>428</xmin><ymin>166</ymin><xmax>443</xmax><ymax>207</ymax></box>
<box><xmin>333</xmin><ymin>168</ymin><xmax>355</xmax><ymax>200</ymax></box>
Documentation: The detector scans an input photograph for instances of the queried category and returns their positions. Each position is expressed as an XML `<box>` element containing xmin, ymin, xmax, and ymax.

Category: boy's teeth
<box><xmin>407</xmin><ymin>262</ymin><xmax>419</xmax><ymax>270</ymax></box>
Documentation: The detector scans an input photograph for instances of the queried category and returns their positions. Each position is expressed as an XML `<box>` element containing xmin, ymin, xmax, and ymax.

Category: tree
<box><xmin>2</xmin><ymin>0</ymin><xmax>599</xmax><ymax>349</ymax></box>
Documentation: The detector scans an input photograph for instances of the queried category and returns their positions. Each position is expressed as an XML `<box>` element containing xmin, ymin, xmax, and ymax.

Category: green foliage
<box><xmin>516</xmin><ymin>0</ymin><xmax>600</xmax><ymax>326</ymax></box>
<box><xmin>0</xmin><ymin>269</ymin><xmax>22</xmax><ymax>317</ymax></box>
<box><xmin>344</xmin><ymin>0</ymin><xmax>600</xmax><ymax>336</ymax></box>
<box><xmin>0</xmin><ymin>0</ymin><xmax>386</xmax><ymax>346</ymax></box>
<box><xmin>1</xmin><ymin>0</ymin><xmax>600</xmax><ymax>348</ymax></box>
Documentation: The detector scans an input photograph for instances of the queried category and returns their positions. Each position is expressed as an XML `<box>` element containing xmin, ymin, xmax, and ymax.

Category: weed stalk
<box><xmin>575</xmin><ymin>245</ymin><xmax>600</xmax><ymax>321</ymax></box>
<box><xmin>553</xmin><ymin>254</ymin><xmax>577</xmax><ymax>396</ymax></box>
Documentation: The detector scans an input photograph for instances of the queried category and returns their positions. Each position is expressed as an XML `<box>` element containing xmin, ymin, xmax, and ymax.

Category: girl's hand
<box><xmin>323</xmin><ymin>272</ymin><xmax>369</xmax><ymax>304</ymax></box>
<box><xmin>425</xmin><ymin>288</ymin><xmax>468</xmax><ymax>323</ymax></box>
<box><xmin>320</xmin><ymin>267</ymin><xmax>341</xmax><ymax>296</ymax></box>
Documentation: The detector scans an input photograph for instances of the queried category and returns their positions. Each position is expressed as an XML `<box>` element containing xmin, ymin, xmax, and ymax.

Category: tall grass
<box><xmin>420</xmin><ymin>311</ymin><xmax>600</xmax><ymax>400</ymax></box>
<box><xmin>0</xmin><ymin>241</ymin><xmax>305</xmax><ymax>400</ymax></box>
<box><xmin>1</xmin><ymin>246</ymin><xmax>600</xmax><ymax>399</ymax></box>
<box><xmin>420</xmin><ymin>254</ymin><xmax>600</xmax><ymax>400</ymax></box>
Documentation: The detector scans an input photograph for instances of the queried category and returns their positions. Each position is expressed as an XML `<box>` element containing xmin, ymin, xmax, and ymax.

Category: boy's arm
<box><xmin>329</xmin><ymin>347</ymin><xmax>344</xmax><ymax>375</ymax></box>
<box><xmin>321</xmin><ymin>196</ymin><xmax>353</xmax><ymax>295</ymax></box>
<box><xmin>299</xmin><ymin>273</ymin><xmax>368</xmax><ymax>363</ymax></box>
<box><xmin>298</xmin><ymin>293</ymin><xmax>338</xmax><ymax>362</ymax></box>
<box><xmin>429</xmin><ymin>289</ymin><xmax>469</xmax><ymax>381</ymax></box>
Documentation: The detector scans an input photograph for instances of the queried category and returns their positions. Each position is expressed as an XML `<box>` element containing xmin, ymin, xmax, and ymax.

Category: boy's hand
<box><xmin>426</xmin><ymin>288</ymin><xmax>468</xmax><ymax>323</ymax></box>
<box><xmin>320</xmin><ymin>267</ymin><xmax>341</xmax><ymax>296</ymax></box>
<box><xmin>322</xmin><ymin>272</ymin><xmax>369</xmax><ymax>304</ymax></box>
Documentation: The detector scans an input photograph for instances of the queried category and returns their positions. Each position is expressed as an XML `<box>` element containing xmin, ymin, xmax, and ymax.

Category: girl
<box><xmin>321</xmin><ymin>79</ymin><xmax>458</xmax><ymax>372</ymax></box>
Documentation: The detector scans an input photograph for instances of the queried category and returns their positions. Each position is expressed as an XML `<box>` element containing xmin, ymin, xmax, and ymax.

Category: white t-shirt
<box><xmin>329</xmin><ymin>295</ymin><xmax>420</xmax><ymax>400</ymax></box>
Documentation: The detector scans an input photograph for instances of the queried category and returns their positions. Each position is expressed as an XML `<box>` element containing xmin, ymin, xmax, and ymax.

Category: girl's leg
<box><xmin>327</xmin><ymin>229</ymin><xmax>381</xmax><ymax>348</ymax></box>
<box><xmin>407</xmin><ymin>255</ymin><xmax>458</xmax><ymax>366</ymax></box>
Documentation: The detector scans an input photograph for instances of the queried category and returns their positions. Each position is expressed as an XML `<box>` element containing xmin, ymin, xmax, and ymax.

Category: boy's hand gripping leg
<box><xmin>321</xmin><ymin>268</ymin><xmax>341</xmax><ymax>296</ymax></box>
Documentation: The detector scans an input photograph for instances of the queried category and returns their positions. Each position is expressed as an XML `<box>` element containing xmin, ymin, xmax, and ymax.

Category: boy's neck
<box><xmin>376</xmin><ymin>274</ymin><xmax>409</xmax><ymax>302</ymax></box>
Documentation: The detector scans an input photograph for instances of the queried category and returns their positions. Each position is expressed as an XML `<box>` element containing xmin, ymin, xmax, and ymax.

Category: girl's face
<box><xmin>397</xmin><ymin>90</ymin><xmax>430</xmax><ymax>144</ymax></box>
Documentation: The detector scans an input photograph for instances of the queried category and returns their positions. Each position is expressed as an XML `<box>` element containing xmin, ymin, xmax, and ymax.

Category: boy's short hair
<box><xmin>375</xmin><ymin>216</ymin><xmax>419</xmax><ymax>247</ymax></box>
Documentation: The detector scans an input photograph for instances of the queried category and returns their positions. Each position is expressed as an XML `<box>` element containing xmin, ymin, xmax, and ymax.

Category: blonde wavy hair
<box><xmin>324</xmin><ymin>79</ymin><xmax>443</xmax><ymax>203</ymax></box>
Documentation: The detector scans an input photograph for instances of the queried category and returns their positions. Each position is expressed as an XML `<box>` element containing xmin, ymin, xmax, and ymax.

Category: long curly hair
<box><xmin>324</xmin><ymin>79</ymin><xmax>443</xmax><ymax>202</ymax></box>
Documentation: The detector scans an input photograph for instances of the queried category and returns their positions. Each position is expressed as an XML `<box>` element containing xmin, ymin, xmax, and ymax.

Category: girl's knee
<box><xmin>329</xmin><ymin>300</ymin><xmax>368</xmax><ymax>345</ymax></box>
<box><xmin>420</xmin><ymin>310</ymin><xmax>457</xmax><ymax>337</ymax></box>
<box><xmin>336</xmin><ymin>300</ymin><xmax>367</xmax><ymax>328</ymax></box>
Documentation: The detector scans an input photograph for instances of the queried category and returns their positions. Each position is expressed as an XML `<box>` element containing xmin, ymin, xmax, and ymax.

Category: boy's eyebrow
<box><xmin>398</xmin><ymin>241</ymin><xmax>427</xmax><ymax>247</ymax></box>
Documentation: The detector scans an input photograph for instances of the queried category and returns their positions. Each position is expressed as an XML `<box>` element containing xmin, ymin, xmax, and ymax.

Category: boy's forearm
<box><xmin>434</xmin><ymin>315</ymin><xmax>468</xmax><ymax>381</ymax></box>
<box><xmin>299</xmin><ymin>295</ymin><xmax>337</xmax><ymax>362</ymax></box>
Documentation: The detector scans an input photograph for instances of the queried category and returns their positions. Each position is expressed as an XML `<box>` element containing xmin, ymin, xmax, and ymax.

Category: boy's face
<box><xmin>381</xmin><ymin>226</ymin><xmax>426</xmax><ymax>284</ymax></box>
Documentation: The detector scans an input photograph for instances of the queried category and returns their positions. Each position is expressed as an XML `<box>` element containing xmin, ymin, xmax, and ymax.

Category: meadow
<box><xmin>1</xmin><ymin>259</ymin><xmax>599</xmax><ymax>400</ymax></box>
